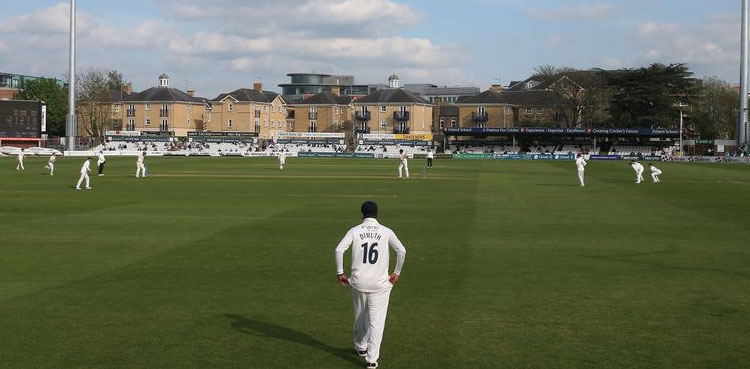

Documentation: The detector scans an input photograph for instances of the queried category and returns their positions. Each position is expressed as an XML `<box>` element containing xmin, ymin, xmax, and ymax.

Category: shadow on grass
<box><xmin>225</xmin><ymin>314</ymin><xmax>360</xmax><ymax>366</ymax></box>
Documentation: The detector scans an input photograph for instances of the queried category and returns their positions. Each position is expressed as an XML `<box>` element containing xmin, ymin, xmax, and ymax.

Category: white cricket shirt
<box><xmin>80</xmin><ymin>160</ymin><xmax>91</xmax><ymax>174</ymax></box>
<box><xmin>632</xmin><ymin>162</ymin><xmax>644</xmax><ymax>172</ymax></box>
<box><xmin>97</xmin><ymin>153</ymin><xmax>106</xmax><ymax>165</ymax></box>
<box><xmin>576</xmin><ymin>157</ymin><xmax>587</xmax><ymax>171</ymax></box>
<box><xmin>335</xmin><ymin>218</ymin><xmax>407</xmax><ymax>293</ymax></box>
<box><xmin>399</xmin><ymin>153</ymin><xmax>408</xmax><ymax>164</ymax></box>
<box><xmin>427</xmin><ymin>151</ymin><xmax>434</xmax><ymax>159</ymax></box>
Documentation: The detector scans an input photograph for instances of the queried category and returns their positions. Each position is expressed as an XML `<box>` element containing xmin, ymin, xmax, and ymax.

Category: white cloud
<box><xmin>528</xmin><ymin>2</ymin><xmax>615</xmax><ymax>22</ymax></box>
<box><xmin>0</xmin><ymin>0</ymin><xmax>467</xmax><ymax>97</ymax></box>
<box><xmin>627</xmin><ymin>14</ymin><xmax>739</xmax><ymax>80</ymax></box>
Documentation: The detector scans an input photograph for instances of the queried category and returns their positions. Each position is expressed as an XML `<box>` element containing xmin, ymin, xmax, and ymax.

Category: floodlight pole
<box><xmin>65</xmin><ymin>0</ymin><xmax>77</xmax><ymax>151</ymax></box>
<box><xmin>739</xmin><ymin>0</ymin><xmax>749</xmax><ymax>148</ymax></box>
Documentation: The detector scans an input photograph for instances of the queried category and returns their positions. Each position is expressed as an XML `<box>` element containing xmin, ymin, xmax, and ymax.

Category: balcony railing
<box><xmin>309</xmin><ymin>112</ymin><xmax>318</xmax><ymax>120</ymax></box>
<box><xmin>355</xmin><ymin>111</ymin><xmax>371</xmax><ymax>121</ymax></box>
<box><xmin>126</xmin><ymin>110</ymin><xmax>136</xmax><ymax>117</ymax></box>
<box><xmin>393</xmin><ymin>111</ymin><xmax>410</xmax><ymax>121</ymax></box>
<box><xmin>472</xmin><ymin>112</ymin><xmax>489</xmax><ymax>123</ymax></box>
<box><xmin>393</xmin><ymin>127</ymin><xmax>410</xmax><ymax>134</ymax></box>
<box><xmin>355</xmin><ymin>127</ymin><xmax>371</xmax><ymax>134</ymax></box>
<box><xmin>159</xmin><ymin>109</ymin><xmax>169</xmax><ymax>117</ymax></box>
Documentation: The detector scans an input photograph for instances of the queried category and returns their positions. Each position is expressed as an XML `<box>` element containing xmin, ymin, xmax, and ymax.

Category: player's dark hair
<box><xmin>361</xmin><ymin>201</ymin><xmax>378</xmax><ymax>219</ymax></box>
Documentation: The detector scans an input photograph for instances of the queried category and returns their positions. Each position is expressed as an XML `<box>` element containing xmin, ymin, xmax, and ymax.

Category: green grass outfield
<box><xmin>0</xmin><ymin>156</ymin><xmax>748</xmax><ymax>369</ymax></box>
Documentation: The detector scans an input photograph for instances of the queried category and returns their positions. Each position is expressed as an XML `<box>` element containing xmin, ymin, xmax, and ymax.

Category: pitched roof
<box><xmin>355</xmin><ymin>88</ymin><xmax>430</xmax><ymax>104</ymax></box>
<box><xmin>296</xmin><ymin>92</ymin><xmax>352</xmax><ymax>105</ymax></box>
<box><xmin>124</xmin><ymin>87</ymin><xmax>196</xmax><ymax>102</ymax></box>
<box><xmin>211</xmin><ymin>88</ymin><xmax>274</xmax><ymax>103</ymax></box>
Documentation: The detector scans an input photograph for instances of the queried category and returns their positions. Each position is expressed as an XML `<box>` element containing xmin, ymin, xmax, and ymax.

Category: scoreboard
<box><xmin>0</xmin><ymin>100</ymin><xmax>43</xmax><ymax>140</ymax></box>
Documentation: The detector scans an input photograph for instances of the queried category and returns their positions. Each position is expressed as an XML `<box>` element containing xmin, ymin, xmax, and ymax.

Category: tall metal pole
<box><xmin>739</xmin><ymin>0</ymin><xmax>749</xmax><ymax>148</ymax></box>
<box><xmin>65</xmin><ymin>0</ymin><xmax>76</xmax><ymax>151</ymax></box>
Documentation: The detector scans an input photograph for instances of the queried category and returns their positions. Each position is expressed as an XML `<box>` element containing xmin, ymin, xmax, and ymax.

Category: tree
<box><xmin>603</xmin><ymin>63</ymin><xmax>698</xmax><ymax>128</ymax></box>
<box><xmin>105</xmin><ymin>70</ymin><xmax>126</xmax><ymax>91</ymax></box>
<box><xmin>531</xmin><ymin>66</ymin><xmax>610</xmax><ymax>128</ymax></box>
<box><xmin>14</xmin><ymin>78</ymin><xmax>68</xmax><ymax>136</ymax></box>
<box><xmin>76</xmin><ymin>68</ymin><xmax>114</xmax><ymax>144</ymax></box>
<box><xmin>691</xmin><ymin>77</ymin><xmax>739</xmax><ymax>140</ymax></box>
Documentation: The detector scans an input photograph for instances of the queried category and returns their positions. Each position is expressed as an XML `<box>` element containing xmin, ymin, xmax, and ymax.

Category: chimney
<box><xmin>253</xmin><ymin>82</ymin><xmax>263</xmax><ymax>92</ymax></box>
<box><xmin>123</xmin><ymin>83</ymin><xmax>133</xmax><ymax>94</ymax></box>
<box><xmin>187</xmin><ymin>90</ymin><xmax>195</xmax><ymax>98</ymax></box>
<box><xmin>331</xmin><ymin>85</ymin><xmax>341</xmax><ymax>95</ymax></box>
<box><xmin>490</xmin><ymin>84</ymin><xmax>503</xmax><ymax>93</ymax></box>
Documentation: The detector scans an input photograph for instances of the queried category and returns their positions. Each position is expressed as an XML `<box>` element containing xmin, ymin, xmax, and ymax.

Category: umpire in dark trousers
<box><xmin>97</xmin><ymin>150</ymin><xmax>106</xmax><ymax>176</ymax></box>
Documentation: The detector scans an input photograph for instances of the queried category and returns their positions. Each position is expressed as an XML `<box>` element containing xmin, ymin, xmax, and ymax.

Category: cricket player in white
<box><xmin>16</xmin><ymin>150</ymin><xmax>25</xmax><ymax>171</ymax></box>
<box><xmin>97</xmin><ymin>150</ymin><xmax>106</xmax><ymax>176</ymax></box>
<box><xmin>426</xmin><ymin>149</ymin><xmax>434</xmax><ymax>168</ymax></box>
<box><xmin>278</xmin><ymin>150</ymin><xmax>286</xmax><ymax>170</ymax></box>
<box><xmin>575</xmin><ymin>154</ymin><xmax>587</xmax><ymax>187</ymax></box>
<box><xmin>398</xmin><ymin>149</ymin><xmax>409</xmax><ymax>178</ymax></box>
<box><xmin>76</xmin><ymin>157</ymin><xmax>92</xmax><ymax>190</ymax></box>
<box><xmin>136</xmin><ymin>151</ymin><xmax>147</xmax><ymax>178</ymax></box>
<box><xmin>630</xmin><ymin>160</ymin><xmax>645</xmax><ymax>183</ymax></box>
<box><xmin>45</xmin><ymin>153</ymin><xmax>57</xmax><ymax>176</ymax></box>
<box><xmin>649</xmin><ymin>163</ymin><xmax>662</xmax><ymax>183</ymax></box>
<box><xmin>335</xmin><ymin>201</ymin><xmax>406</xmax><ymax>369</ymax></box>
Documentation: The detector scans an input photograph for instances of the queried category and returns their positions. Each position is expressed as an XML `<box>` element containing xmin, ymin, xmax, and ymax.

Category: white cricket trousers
<box><xmin>398</xmin><ymin>163</ymin><xmax>409</xmax><ymax>178</ymax></box>
<box><xmin>279</xmin><ymin>158</ymin><xmax>285</xmax><ymax>170</ymax></box>
<box><xmin>76</xmin><ymin>173</ymin><xmax>90</xmax><ymax>189</ymax></box>
<box><xmin>635</xmin><ymin>169</ymin><xmax>644</xmax><ymax>183</ymax></box>
<box><xmin>46</xmin><ymin>162</ymin><xmax>54</xmax><ymax>175</ymax></box>
<box><xmin>577</xmin><ymin>170</ymin><xmax>585</xmax><ymax>186</ymax></box>
<box><xmin>17</xmin><ymin>159</ymin><xmax>24</xmax><ymax>170</ymax></box>
<box><xmin>651</xmin><ymin>171</ymin><xmax>661</xmax><ymax>182</ymax></box>
<box><xmin>136</xmin><ymin>163</ymin><xmax>146</xmax><ymax>177</ymax></box>
<box><xmin>352</xmin><ymin>287</ymin><xmax>392</xmax><ymax>365</ymax></box>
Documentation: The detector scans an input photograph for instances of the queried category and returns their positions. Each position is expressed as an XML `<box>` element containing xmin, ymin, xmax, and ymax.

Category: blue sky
<box><xmin>0</xmin><ymin>0</ymin><xmax>741</xmax><ymax>98</ymax></box>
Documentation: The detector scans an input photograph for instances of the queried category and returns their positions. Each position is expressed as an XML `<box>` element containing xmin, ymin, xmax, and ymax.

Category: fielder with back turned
<box><xmin>335</xmin><ymin>201</ymin><xmax>407</xmax><ymax>369</ymax></box>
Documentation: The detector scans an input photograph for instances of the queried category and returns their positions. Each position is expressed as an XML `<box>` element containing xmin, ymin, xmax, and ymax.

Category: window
<box><xmin>380</xmin><ymin>105</ymin><xmax>387</xmax><ymax>113</ymax></box>
<box><xmin>334</xmin><ymin>107</ymin><xmax>339</xmax><ymax>114</ymax></box>
<box><xmin>264</xmin><ymin>105</ymin><xmax>268</xmax><ymax>112</ymax></box>
<box><xmin>451</xmin><ymin>119</ymin><xmax>457</xmax><ymax>128</ymax></box>
<box><xmin>145</xmin><ymin>118</ymin><xmax>151</xmax><ymax>126</ymax></box>
<box><xmin>264</xmin><ymin>120</ymin><xmax>267</xmax><ymax>127</ymax></box>
<box><xmin>161</xmin><ymin>119</ymin><xmax>168</xmax><ymax>131</ymax></box>
<box><xmin>271</xmin><ymin>121</ymin><xmax>275</xmax><ymax>128</ymax></box>
<box><xmin>254</xmin><ymin>120</ymin><xmax>260</xmax><ymax>132</ymax></box>
<box><xmin>537</xmin><ymin>107</ymin><xmax>543</xmax><ymax>114</ymax></box>
<box><xmin>228</xmin><ymin>119</ymin><xmax>233</xmax><ymax>128</ymax></box>
<box><xmin>162</xmin><ymin>104</ymin><xmax>168</xmax><ymax>111</ymax></box>
<box><xmin>439</xmin><ymin>119</ymin><xmax>445</xmax><ymax>130</ymax></box>
<box><xmin>380</xmin><ymin>120</ymin><xmax>386</xmax><ymax>129</ymax></box>
<box><xmin>145</xmin><ymin>103</ymin><xmax>150</xmax><ymax>111</ymax></box>
<box><xmin>113</xmin><ymin>105</ymin><xmax>120</xmax><ymax>113</ymax></box>
<box><xmin>128</xmin><ymin>104</ymin><xmax>135</xmax><ymax>111</ymax></box>
<box><xmin>271</xmin><ymin>106</ymin><xmax>275</xmax><ymax>113</ymax></box>
<box><xmin>309</xmin><ymin>121</ymin><xmax>317</xmax><ymax>132</ymax></box>
<box><xmin>228</xmin><ymin>104</ymin><xmax>233</xmax><ymax>112</ymax></box>
<box><xmin>525</xmin><ymin>108</ymin><xmax>532</xmax><ymax>115</ymax></box>
<box><xmin>333</xmin><ymin>121</ymin><xmax>338</xmax><ymax>130</ymax></box>
<box><xmin>127</xmin><ymin>119</ymin><xmax>135</xmax><ymax>131</ymax></box>
<box><xmin>478</xmin><ymin>106</ymin><xmax>486</xmax><ymax>115</ymax></box>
